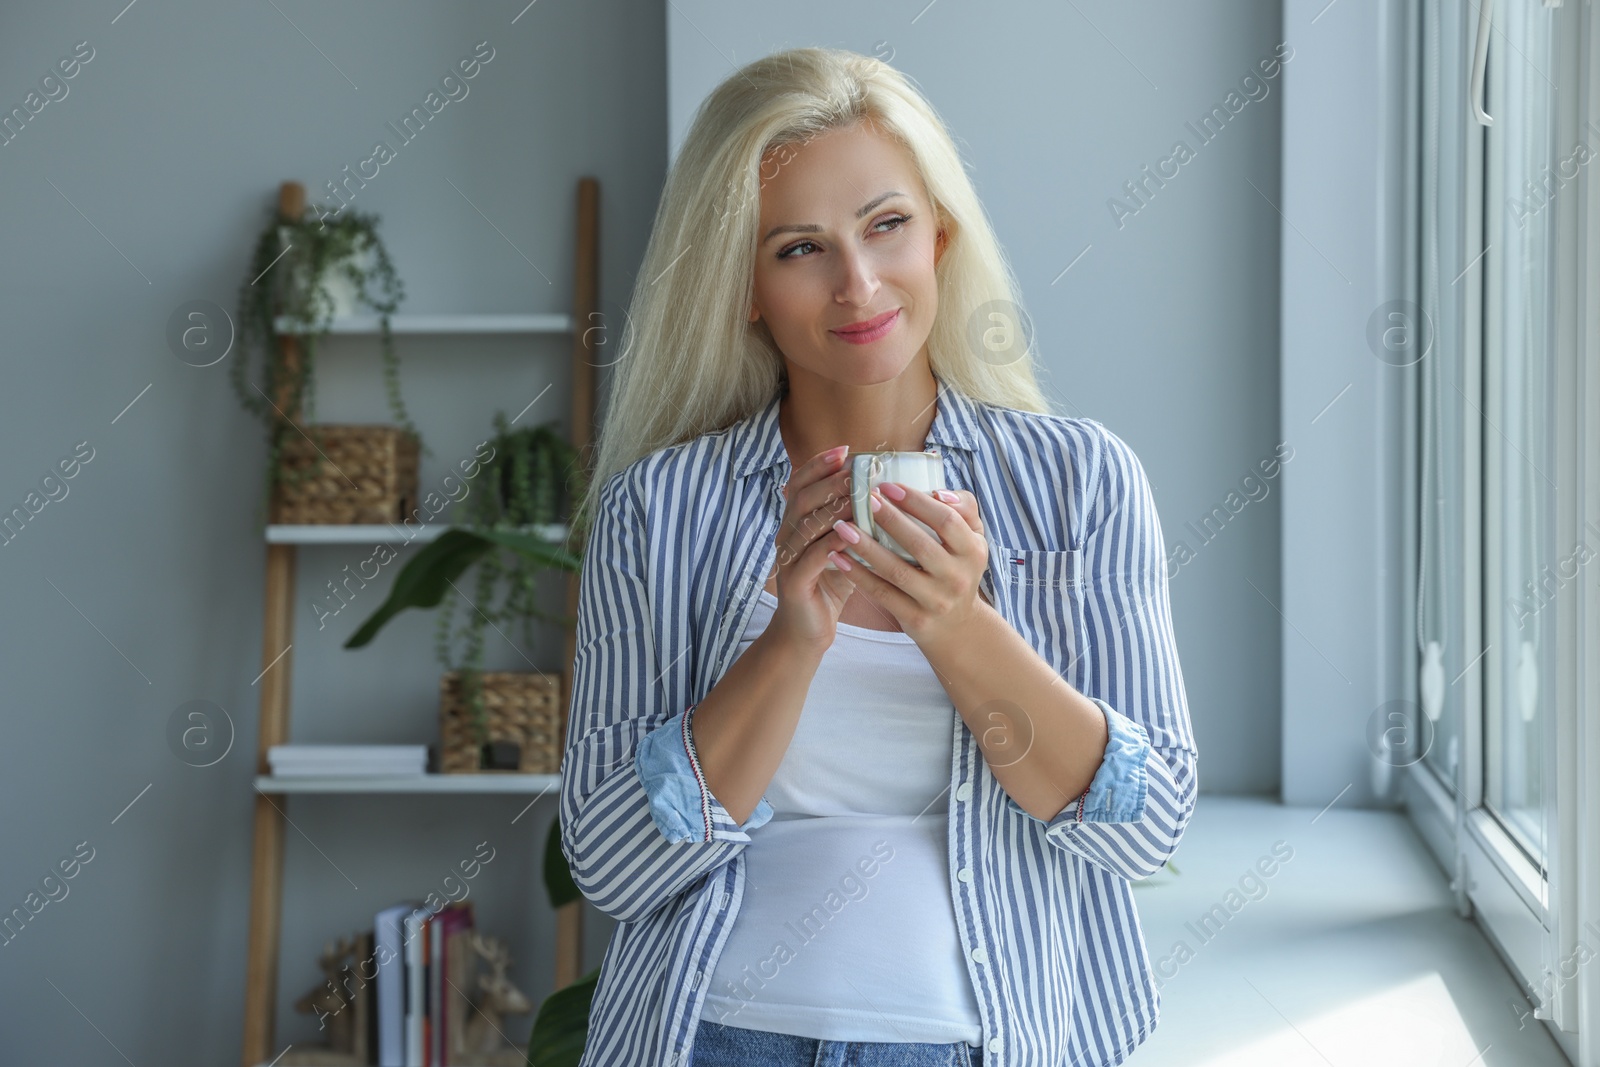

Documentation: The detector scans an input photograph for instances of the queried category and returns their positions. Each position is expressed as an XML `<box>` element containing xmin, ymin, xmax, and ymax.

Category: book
<box><xmin>375</xmin><ymin>902</ymin><xmax>420</xmax><ymax>1067</ymax></box>
<box><xmin>436</xmin><ymin>903</ymin><xmax>475</xmax><ymax>1065</ymax></box>
<box><xmin>425</xmin><ymin>910</ymin><xmax>435</xmax><ymax>1066</ymax></box>
<box><xmin>430</xmin><ymin>912</ymin><xmax>442</xmax><ymax>1066</ymax></box>
<box><xmin>404</xmin><ymin>906</ymin><xmax>431</xmax><ymax>1066</ymax></box>
<box><xmin>365</xmin><ymin>927</ymin><xmax>380</xmax><ymax>1065</ymax></box>
<box><xmin>268</xmin><ymin>744</ymin><xmax>428</xmax><ymax>777</ymax></box>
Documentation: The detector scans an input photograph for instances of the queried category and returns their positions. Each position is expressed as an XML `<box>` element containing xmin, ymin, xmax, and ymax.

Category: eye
<box><xmin>777</xmin><ymin>239</ymin><xmax>820</xmax><ymax>261</ymax></box>
<box><xmin>775</xmin><ymin>213</ymin><xmax>913</xmax><ymax>261</ymax></box>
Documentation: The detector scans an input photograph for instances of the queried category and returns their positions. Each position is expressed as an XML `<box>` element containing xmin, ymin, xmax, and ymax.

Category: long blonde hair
<box><xmin>574</xmin><ymin>46</ymin><xmax>1050</xmax><ymax>538</ymax></box>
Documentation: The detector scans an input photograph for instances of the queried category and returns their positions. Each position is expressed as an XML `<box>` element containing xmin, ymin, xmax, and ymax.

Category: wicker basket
<box><xmin>270</xmin><ymin>424</ymin><xmax>420</xmax><ymax>525</ymax></box>
<box><xmin>438</xmin><ymin>670</ymin><xmax>565</xmax><ymax>774</ymax></box>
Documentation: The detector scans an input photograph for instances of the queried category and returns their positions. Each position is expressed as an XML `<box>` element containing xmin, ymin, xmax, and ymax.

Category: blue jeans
<box><xmin>689</xmin><ymin>1019</ymin><xmax>984</xmax><ymax>1066</ymax></box>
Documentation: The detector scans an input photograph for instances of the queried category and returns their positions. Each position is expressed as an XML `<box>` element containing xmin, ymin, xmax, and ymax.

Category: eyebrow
<box><xmin>761</xmin><ymin>191</ymin><xmax>908</xmax><ymax>245</ymax></box>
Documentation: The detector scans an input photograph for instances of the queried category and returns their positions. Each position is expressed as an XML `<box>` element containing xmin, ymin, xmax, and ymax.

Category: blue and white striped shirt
<box><xmin>559</xmin><ymin>378</ymin><xmax>1199</xmax><ymax>1066</ymax></box>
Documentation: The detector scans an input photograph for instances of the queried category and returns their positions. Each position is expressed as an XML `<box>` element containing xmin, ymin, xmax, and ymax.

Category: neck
<box><xmin>777</xmin><ymin>363</ymin><xmax>940</xmax><ymax>469</ymax></box>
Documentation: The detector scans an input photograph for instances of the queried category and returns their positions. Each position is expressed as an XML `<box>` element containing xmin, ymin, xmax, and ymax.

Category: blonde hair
<box><xmin>573</xmin><ymin>46</ymin><xmax>1051</xmax><ymax>538</ymax></box>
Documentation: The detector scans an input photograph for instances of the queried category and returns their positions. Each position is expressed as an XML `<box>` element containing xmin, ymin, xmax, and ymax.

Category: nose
<box><xmin>833</xmin><ymin>242</ymin><xmax>880</xmax><ymax>307</ymax></box>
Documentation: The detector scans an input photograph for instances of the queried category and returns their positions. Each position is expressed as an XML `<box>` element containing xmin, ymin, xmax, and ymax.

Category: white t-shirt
<box><xmin>698</xmin><ymin>588</ymin><xmax>985</xmax><ymax>1046</ymax></box>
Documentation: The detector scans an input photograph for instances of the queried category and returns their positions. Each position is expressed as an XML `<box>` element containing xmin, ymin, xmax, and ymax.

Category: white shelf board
<box><xmin>272</xmin><ymin>313</ymin><xmax>573</xmax><ymax>335</ymax></box>
<box><xmin>266</xmin><ymin>522</ymin><xmax>568</xmax><ymax>545</ymax></box>
<box><xmin>255</xmin><ymin>773</ymin><xmax>560</xmax><ymax>794</ymax></box>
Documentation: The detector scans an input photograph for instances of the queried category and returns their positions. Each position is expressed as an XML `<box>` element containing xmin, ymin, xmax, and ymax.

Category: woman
<box><xmin>559</xmin><ymin>47</ymin><xmax>1198</xmax><ymax>1067</ymax></box>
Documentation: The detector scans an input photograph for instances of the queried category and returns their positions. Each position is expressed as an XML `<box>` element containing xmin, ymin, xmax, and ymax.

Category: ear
<box><xmin>748</xmin><ymin>303</ymin><xmax>761</xmax><ymax>323</ymax></box>
<box><xmin>934</xmin><ymin>226</ymin><xmax>949</xmax><ymax>266</ymax></box>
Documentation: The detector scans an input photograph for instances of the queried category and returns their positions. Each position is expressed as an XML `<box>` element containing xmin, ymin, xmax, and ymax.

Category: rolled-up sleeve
<box><xmin>635</xmin><ymin>703</ymin><xmax>774</xmax><ymax>842</ymax></box>
<box><xmin>1009</xmin><ymin>423</ymin><xmax>1199</xmax><ymax>881</ymax></box>
<box><xmin>558</xmin><ymin>469</ymin><xmax>770</xmax><ymax>924</ymax></box>
<box><xmin>1007</xmin><ymin>696</ymin><xmax>1151</xmax><ymax>826</ymax></box>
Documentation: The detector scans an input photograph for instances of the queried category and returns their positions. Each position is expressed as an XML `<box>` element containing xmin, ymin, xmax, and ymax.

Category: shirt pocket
<box><xmin>989</xmin><ymin>545</ymin><xmax>1084</xmax><ymax>677</ymax></box>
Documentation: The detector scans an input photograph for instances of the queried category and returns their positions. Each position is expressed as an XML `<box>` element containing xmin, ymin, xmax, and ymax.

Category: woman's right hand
<box><xmin>766</xmin><ymin>444</ymin><xmax>859</xmax><ymax>653</ymax></box>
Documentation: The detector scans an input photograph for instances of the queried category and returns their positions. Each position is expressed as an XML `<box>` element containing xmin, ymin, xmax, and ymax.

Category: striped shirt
<box><xmin>559</xmin><ymin>378</ymin><xmax>1199</xmax><ymax>1066</ymax></box>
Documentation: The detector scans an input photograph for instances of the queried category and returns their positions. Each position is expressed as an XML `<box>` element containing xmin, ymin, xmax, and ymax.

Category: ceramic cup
<box><xmin>840</xmin><ymin>450</ymin><xmax>946</xmax><ymax>569</ymax></box>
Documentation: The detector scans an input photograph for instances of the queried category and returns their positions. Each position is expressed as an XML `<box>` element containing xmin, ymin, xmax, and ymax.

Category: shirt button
<box><xmin>957</xmin><ymin>866</ymin><xmax>973</xmax><ymax>883</ymax></box>
<box><xmin>987</xmin><ymin>1037</ymin><xmax>1002</xmax><ymax>1053</ymax></box>
<box><xmin>955</xmin><ymin>782</ymin><xmax>972</xmax><ymax>802</ymax></box>
<box><xmin>970</xmin><ymin>946</ymin><xmax>988</xmax><ymax>965</ymax></box>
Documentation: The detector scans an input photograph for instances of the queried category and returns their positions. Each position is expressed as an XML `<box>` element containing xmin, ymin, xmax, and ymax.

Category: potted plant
<box><xmin>344</xmin><ymin>412</ymin><xmax>587</xmax><ymax>770</ymax></box>
<box><xmin>231</xmin><ymin>204</ymin><xmax>427</xmax><ymax>522</ymax></box>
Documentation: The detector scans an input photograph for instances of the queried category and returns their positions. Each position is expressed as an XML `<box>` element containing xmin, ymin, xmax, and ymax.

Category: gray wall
<box><xmin>0</xmin><ymin>2</ymin><xmax>659</xmax><ymax>1062</ymax></box>
<box><xmin>667</xmin><ymin>1</ymin><xmax>1286</xmax><ymax>796</ymax></box>
<box><xmin>0</xmin><ymin>0</ymin><xmax>1312</xmax><ymax>1060</ymax></box>
<box><xmin>1278</xmin><ymin>0</ymin><xmax>1412</xmax><ymax>808</ymax></box>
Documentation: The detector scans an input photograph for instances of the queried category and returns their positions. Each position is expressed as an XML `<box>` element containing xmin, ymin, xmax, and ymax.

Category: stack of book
<box><xmin>377</xmin><ymin>900</ymin><xmax>478</xmax><ymax>1066</ymax></box>
<box><xmin>319</xmin><ymin>900</ymin><xmax>479</xmax><ymax>1066</ymax></box>
<box><xmin>268</xmin><ymin>745</ymin><xmax>428</xmax><ymax>777</ymax></box>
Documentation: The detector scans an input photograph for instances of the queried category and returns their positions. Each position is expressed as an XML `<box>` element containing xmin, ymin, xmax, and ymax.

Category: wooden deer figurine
<box><xmin>282</xmin><ymin>934</ymin><xmax>366</xmax><ymax>1065</ymax></box>
<box><xmin>462</xmin><ymin>932</ymin><xmax>533</xmax><ymax>1065</ymax></box>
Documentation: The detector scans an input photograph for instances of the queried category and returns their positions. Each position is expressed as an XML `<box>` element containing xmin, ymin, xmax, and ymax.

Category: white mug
<box><xmin>841</xmin><ymin>450</ymin><xmax>946</xmax><ymax>568</ymax></box>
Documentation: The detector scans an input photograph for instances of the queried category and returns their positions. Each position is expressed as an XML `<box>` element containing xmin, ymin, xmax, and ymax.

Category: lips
<box><xmin>838</xmin><ymin>308</ymin><xmax>902</xmax><ymax>334</ymax></box>
<box><xmin>838</xmin><ymin>307</ymin><xmax>902</xmax><ymax>343</ymax></box>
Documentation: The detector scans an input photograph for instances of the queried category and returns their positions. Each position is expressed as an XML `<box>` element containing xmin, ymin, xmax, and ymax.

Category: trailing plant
<box><xmin>345</xmin><ymin>413</ymin><xmax>588</xmax><ymax>751</ymax></box>
<box><xmin>433</xmin><ymin>414</ymin><xmax>588</xmax><ymax>739</ymax></box>
<box><xmin>231</xmin><ymin>204</ymin><xmax>427</xmax><ymax>521</ymax></box>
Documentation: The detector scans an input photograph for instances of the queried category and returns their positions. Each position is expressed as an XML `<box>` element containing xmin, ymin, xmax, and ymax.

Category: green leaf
<box><xmin>525</xmin><ymin>966</ymin><xmax>600</xmax><ymax>1067</ymax></box>
<box><xmin>342</xmin><ymin>529</ymin><xmax>495</xmax><ymax>649</ymax></box>
<box><xmin>543</xmin><ymin>814</ymin><xmax>581</xmax><ymax>909</ymax></box>
<box><xmin>342</xmin><ymin>526</ymin><xmax>583</xmax><ymax>650</ymax></box>
<box><xmin>472</xmin><ymin>526</ymin><xmax>584</xmax><ymax>574</ymax></box>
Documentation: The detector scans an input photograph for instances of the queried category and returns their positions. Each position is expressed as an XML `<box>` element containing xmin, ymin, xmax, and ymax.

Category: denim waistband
<box><xmin>689</xmin><ymin>1019</ymin><xmax>984</xmax><ymax>1067</ymax></box>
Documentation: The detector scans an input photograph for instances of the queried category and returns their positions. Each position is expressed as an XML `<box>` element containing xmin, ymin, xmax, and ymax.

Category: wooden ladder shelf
<box><xmin>238</xmin><ymin>176</ymin><xmax>600</xmax><ymax>1067</ymax></box>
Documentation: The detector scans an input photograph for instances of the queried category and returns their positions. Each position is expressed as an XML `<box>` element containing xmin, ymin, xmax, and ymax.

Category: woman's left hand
<box><xmin>828</xmin><ymin>482</ymin><xmax>990</xmax><ymax>647</ymax></box>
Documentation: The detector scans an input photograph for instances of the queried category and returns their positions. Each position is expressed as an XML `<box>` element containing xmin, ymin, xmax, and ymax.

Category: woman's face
<box><xmin>748</xmin><ymin>120</ymin><xmax>947</xmax><ymax>389</ymax></box>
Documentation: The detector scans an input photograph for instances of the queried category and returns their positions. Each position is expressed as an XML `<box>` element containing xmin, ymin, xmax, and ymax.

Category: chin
<box><xmin>784</xmin><ymin>334</ymin><xmax>921</xmax><ymax>386</ymax></box>
<box><xmin>828</xmin><ymin>352</ymin><xmax>915</xmax><ymax>386</ymax></box>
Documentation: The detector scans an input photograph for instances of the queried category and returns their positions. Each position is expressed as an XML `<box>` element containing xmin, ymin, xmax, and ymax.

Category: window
<box><xmin>1405</xmin><ymin>0</ymin><xmax>1596</xmax><ymax>1051</ymax></box>
<box><xmin>1481</xmin><ymin>0</ymin><xmax>1556</xmax><ymax>870</ymax></box>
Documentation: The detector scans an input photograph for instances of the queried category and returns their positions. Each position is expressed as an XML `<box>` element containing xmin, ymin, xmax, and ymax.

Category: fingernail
<box><xmin>936</xmin><ymin>489</ymin><xmax>958</xmax><ymax>503</ymax></box>
<box><xmin>833</xmin><ymin>519</ymin><xmax>860</xmax><ymax>544</ymax></box>
<box><xmin>868</xmin><ymin>494</ymin><xmax>882</xmax><ymax>513</ymax></box>
<box><xmin>829</xmin><ymin>550</ymin><xmax>854</xmax><ymax>571</ymax></box>
<box><xmin>878</xmin><ymin>481</ymin><xmax>906</xmax><ymax>501</ymax></box>
<box><xmin>828</xmin><ymin>445</ymin><xmax>849</xmax><ymax>463</ymax></box>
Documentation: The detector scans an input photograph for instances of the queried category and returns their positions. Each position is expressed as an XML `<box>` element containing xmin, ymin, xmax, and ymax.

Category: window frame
<box><xmin>1398</xmin><ymin>0</ymin><xmax>1597</xmax><ymax>1055</ymax></box>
